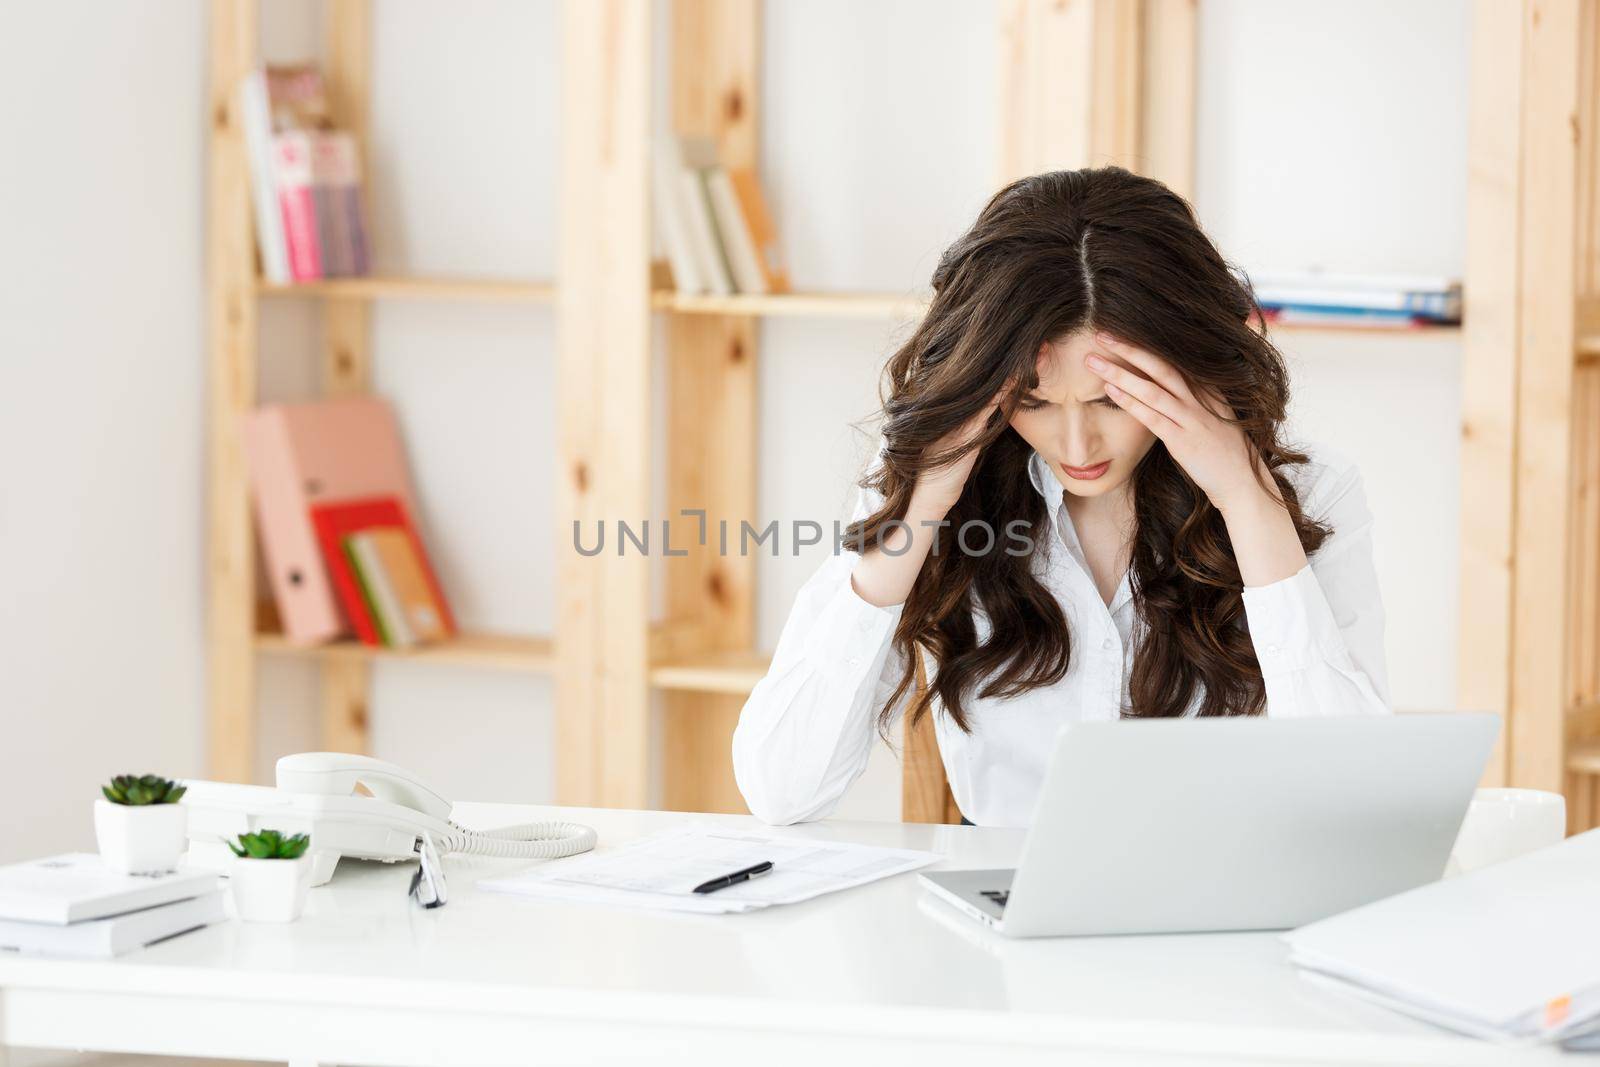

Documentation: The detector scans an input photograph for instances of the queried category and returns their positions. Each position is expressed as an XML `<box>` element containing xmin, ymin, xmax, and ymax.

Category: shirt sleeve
<box><xmin>1240</xmin><ymin>455</ymin><xmax>1393</xmax><ymax>717</ymax></box>
<box><xmin>731</xmin><ymin>453</ymin><xmax>918</xmax><ymax>825</ymax></box>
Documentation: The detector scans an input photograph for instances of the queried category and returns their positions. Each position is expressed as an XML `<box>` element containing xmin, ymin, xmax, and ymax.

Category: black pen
<box><xmin>692</xmin><ymin>860</ymin><xmax>774</xmax><ymax>895</ymax></box>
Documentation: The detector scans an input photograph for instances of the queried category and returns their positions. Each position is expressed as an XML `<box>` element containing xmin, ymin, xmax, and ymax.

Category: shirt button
<box><xmin>858</xmin><ymin>616</ymin><xmax>873</xmax><ymax>631</ymax></box>
<box><xmin>1101</xmin><ymin>637</ymin><xmax>1113</xmax><ymax>651</ymax></box>
<box><xmin>1266</xmin><ymin>643</ymin><xmax>1279</xmax><ymax>655</ymax></box>
<box><xmin>848</xmin><ymin>656</ymin><xmax>861</xmax><ymax>668</ymax></box>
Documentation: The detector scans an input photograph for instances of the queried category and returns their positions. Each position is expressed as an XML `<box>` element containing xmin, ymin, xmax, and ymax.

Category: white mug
<box><xmin>1445</xmin><ymin>788</ymin><xmax>1567</xmax><ymax>877</ymax></box>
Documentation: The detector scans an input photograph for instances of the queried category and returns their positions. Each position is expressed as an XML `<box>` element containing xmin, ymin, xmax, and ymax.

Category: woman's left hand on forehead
<box><xmin>1084</xmin><ymin>331</ymin><xmax>1268</xmax><ymax>513</ymax></box>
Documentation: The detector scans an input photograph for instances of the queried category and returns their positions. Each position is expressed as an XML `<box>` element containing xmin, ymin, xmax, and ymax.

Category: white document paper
<box><xmin>1283</xmin><ymin>827</ymin><xmax>1600</xmax><ymax>1044</ymax></box>
<box><xmin>480</xmin><ymin>824</ymin><xmax>941</xmax><ymax>914</ymax></box>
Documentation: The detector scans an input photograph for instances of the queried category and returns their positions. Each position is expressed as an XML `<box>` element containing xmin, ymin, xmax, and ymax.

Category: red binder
<box><xmin>309</xmin><ymin>496</ymin><xmax>457</xmax><ymax>646</ymax></box>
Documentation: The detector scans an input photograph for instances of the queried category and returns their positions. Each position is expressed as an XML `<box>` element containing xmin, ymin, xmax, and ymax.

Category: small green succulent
<box><xmin>226</xmin><ymin>829</ymin><xmax>311</xmax><ymax>861</ymax></box>
<box><xmin>101</xmin><ymin>774</ymin><xmax>186</xmax><ymax>806</ymax></box>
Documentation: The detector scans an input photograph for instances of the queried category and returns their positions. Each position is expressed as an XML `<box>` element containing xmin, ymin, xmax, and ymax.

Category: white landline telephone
<box><xmin>180</xmin><ymin>753</ymin><xmax>597</xmax><ymax>886</ymax></box>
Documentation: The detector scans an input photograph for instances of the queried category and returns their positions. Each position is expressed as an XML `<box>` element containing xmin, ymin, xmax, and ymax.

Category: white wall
<box><xmin>0</xmin><ymin>1</ymin><xmax>1471</xmax><ymax>860</ymax></box>
<box><xmin>0</xmin><ymin>2</ymin><xmax>207</xmax><ymax>863</ymax></box>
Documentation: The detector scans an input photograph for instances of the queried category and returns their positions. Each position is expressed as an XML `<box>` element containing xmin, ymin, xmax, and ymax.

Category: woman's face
<box><xmin>1007</xmin><ymin>328</ymin><xmax>1158</xmax><ymax>500</ymax></box>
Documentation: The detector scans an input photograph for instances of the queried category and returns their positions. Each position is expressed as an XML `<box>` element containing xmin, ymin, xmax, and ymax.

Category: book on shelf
<box><xmin>313</xmin><ymin>131</ymin><xmax>371</xmax><ymax>276</ymax></box>
<box><xmin>675</xmin><ymin>135</ymin><xmax>735</xmax><ymax>295</ymax></box>
<box><xmin>705</xmin><ymin>166</ymin><xmax>790</xmax><ymax>295</ymax></box>
<box><xmin>657</xmin><ymin>133</ymin><xmax>788</xmax><ymax>297</ymax></box>
<box><xmin>244</xmin><ymin>396</ymin><xmax>453</xmax><ymax>647</ymax></box>
<box><xmin>272</xmin><ymin>130</ymin><xmax>324</xmax><ymax>281</ymax></box>
<box><xmin>347</xmin><ymin>527</ymin><xmax>450</xmax><ymax>647</ymax></box>
<box><xmin>725</xmin><ymin>166</ymin><xmax>789</xmax><ymax>294</ymax></box>
<box><xmin>346</xmin><ymin>531</ymin><xmax>412</xmax><ymax>647</ymax></box>
<box><xmin>1257</xmin><ymin>307</ymin><xmax>1441</xmax><ymax>330</ymax></box>
<box><xmin>1247</xmin><ymin>269</ymin><xmax>1462</xmax><ymax>325</ymax></box>
<box><xmin>239</xmin><ymin>71</ymin><xmax>292</xmax><ymax>283</ymax></box>
<box><xmin>311</xmin><ymin>495</ymin><xmax>457</xmax><ymax>649</ymax></box>
<box><xmin>239</xmin><ymin>63</ymin><xmax>371</xmax><ymax>284</ymax></box>
<box><xmin>654</xmin><ymin>136</ymin><xmax>705</xmax><ymax>295</ymax></box>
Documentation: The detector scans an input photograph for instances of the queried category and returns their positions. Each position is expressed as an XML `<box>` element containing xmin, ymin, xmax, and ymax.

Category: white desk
<box><xmin>0</xmin><ymin>804</ymin><xmax>1577</xmax><ymax>1066</ymax></box>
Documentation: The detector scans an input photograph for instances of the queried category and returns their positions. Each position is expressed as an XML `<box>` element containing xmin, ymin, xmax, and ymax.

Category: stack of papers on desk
<box><xmin>480</xmin><ymin>823</ymin><xmax>940</xmax><ymax>914</ymax></box>
<box><xmin>1283</xmin><ymin>828</ymin><xmax>1600</xmax><ymax>1047</ymax></box>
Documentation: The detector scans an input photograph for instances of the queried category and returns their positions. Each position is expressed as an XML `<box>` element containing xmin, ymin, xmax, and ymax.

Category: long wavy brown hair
<box><xmin>845</xmin><ymin>166</ymin><xmax>1330</xmax><ymax>734</ymax></box>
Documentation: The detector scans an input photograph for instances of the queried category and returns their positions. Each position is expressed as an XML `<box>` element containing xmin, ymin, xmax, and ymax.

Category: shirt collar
<box><xmin>1027</xmin><ymin>448</ymin><xmax>1068</xmax><ymax>509</ymax></box>
<box><xmin>1027</xmin><ymin>448</ymin><xmax>1136</xmax><ymax>614</ymax></box>
<box><xmin>1027</xmin><ymin>447</ymin><xmax>1075</xmax><ymax>554</ymax></box>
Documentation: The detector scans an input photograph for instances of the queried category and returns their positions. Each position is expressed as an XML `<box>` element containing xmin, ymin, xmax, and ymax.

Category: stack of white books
<box><xmin>0</xmin><ymin>854</ymin><xmax>224</xmax><ymax>958</ymax></box>
<box><xmin>653</xmin><ymin>134</ymin><xmax>790</xmax><ymax>298</ymax></box>
<box><xmin>1284</xmin><ymin>828</ymin><xmax>1600</xmax><ymax>1049</ymax></box>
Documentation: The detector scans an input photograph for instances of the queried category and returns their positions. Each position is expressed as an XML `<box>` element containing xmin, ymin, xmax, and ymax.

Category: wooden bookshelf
<box><xmin>651</xmin><ymin>290</ymin><xmax>929</xmax><ymax>320</ymax></box>
<box><xmin>255</xmin><ymin>627</ymin><xmax>775</xmax><ymax>689</ymax></box>
<box><xmin>650</xmin><ymin>651</ymin><xmax>772</xmax><ymax>695</ymax></box>
<box><xmin>255</xmin><ymin>631</ymin><xmax>555</xmax><ymax>673</ymax></box>
<box><xmin>1265</xmin><ymin>321</ymin><xmax>1461</xmax><ymax>337</ymax></box>
<box><xmin>651</xmin><ymin>290</ymin><xmax>1463</xmax><ymax>334</ymax></box>
<box><xmin>258</xmin><ymin>276</ymin><xmax>555</xmax><ymax>302</ymax></box>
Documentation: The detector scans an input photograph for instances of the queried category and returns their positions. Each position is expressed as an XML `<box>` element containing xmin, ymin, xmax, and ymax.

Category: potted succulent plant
<box><xmin>95</xmin><ymin>774</ymin><xmax>189</xmax><ymax>874</ymax></box>
<box><xmin>226</xmin><ymin>829</ymin><xmax>313</xmax><ymax>923</ymax></box>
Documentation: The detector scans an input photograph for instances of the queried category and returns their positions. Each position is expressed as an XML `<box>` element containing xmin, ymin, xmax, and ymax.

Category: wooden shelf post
<box><xmin>556</xmin><ymin>0</ymin><xmax>654</xmax><ymax>807</ymax></box>
<box><xmin>997</xmin><ymin>0</ymin><xmax>1195</xmax><ymax>195</ymax></box>
<box><xmin>1461</xmin><ymin>0</ymin><xmax>1584</xmax><ymax>805</ymax></box>
<box><xmin>658</xmin><ymin>0</ymin><xmax>761</xmax><ymax>814</ymax></box>
<box><xmin>206</xmin><ymin>0</ymin><xmax>261</xmax><ymax>783</ymax></box>
<box><xmin>319</xmin><ymin>0</ymin><xmax>375</xmax><ymax>757</ymax></box>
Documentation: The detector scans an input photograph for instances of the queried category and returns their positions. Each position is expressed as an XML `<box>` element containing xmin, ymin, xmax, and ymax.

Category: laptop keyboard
<box><xmin>980</xmin><ymin>889</ymin><xmax>1010</xmax><ymax>910</ymax></box>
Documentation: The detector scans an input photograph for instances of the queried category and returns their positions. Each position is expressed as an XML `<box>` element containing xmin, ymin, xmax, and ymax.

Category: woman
<box><xmin>732</xmin><ymin>166</ymin><xmax>1390</xmax><ymax>828</ymax></box>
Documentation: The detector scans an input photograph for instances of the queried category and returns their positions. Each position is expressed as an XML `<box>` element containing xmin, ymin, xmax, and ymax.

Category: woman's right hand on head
<box><xmin>912</xmin><ymin>391</ymin><xmax>1005</xmax><ymax>514</ymax></box>
<box><xmin>855</xmin><ymin>387</ymin><xmax>1008</xmax><ymax>606</ymax></box>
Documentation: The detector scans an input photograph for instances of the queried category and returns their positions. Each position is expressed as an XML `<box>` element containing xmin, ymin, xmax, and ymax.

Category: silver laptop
<box><xmin>919</xmin><ymin>713</ymin><xmax>1499</xmax><ymax>938</ymax></box>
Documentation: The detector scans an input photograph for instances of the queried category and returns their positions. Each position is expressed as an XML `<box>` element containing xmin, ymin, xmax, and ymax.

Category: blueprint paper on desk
<box><xmin>479</xmin><ymin>823</ymin><xmax>940</xmax><ymax>914</ymax></box>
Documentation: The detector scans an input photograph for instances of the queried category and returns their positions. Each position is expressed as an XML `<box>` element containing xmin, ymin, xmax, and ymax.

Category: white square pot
<box><xmin>93</xmin><ymin>798</ymin><xmax>188</xmax><ymax>874</ymax></box>
<box><xmin>229</xmin><ymin>854</ymin><xmax>313</xmax><ymax>923</ymax></box>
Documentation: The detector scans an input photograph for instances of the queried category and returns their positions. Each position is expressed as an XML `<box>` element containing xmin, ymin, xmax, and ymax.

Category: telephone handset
<box><xmin>276</xmin><ymin>752</ymin><xmax>454</xmax><ymax>819</ymax></box>
<box><xmin>181</xmin><ymin>752</ymin><xmax>597</xmax><ymax>886</ymax></box>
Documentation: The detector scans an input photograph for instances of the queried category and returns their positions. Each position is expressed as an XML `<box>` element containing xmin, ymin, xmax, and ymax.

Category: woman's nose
<box><xmin>1063</xmin><ymin>410</ymin><xmax>1099</xmax><ymax>463</ymax></box>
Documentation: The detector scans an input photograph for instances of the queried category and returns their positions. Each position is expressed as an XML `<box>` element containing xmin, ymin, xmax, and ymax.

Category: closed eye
<box><xmin>1018</xmin><ymin>395</ymin><xmax>1118</xmax><ymax>411</ymax></box>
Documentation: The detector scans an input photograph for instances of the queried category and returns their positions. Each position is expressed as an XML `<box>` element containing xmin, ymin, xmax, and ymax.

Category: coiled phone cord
<box><xmin>435</xmin><ymin>819</ymin><xmax>597</xmax><ymax>860</ymax></box>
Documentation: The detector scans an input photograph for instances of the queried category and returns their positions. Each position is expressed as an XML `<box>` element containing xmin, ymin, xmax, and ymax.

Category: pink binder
<box><xmin>244</xmin><ymin>396</ymin><xmax>422</xmax><ymax>644</ymax></box>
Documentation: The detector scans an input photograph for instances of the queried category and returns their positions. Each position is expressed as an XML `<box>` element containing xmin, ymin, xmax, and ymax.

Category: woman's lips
<box><xmin>1061</xmin><ymin>460</ymin><xmax>1111</xmax><ymax>481</ymax></box>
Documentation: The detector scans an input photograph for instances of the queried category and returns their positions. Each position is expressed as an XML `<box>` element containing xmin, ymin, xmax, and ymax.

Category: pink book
<box><xmin>244</xmin><ymin>397</ymin><xmax>423</xmax><ymax>644</ymax></box>
<box><xmin>311</xmin><ymin>132</ymin><xmax>365</xmax><ymax>277</ymax></box>
<box><xmin>273</xmin><ymin>130</ymin><xmax>322</xmax><ymax>280</ymax></box>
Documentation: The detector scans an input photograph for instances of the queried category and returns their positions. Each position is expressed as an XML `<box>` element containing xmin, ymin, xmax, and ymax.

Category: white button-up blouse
<box><xmin>731</xmin><ymin>440</ymin><xmax>1392</xmax><ymax>827</ymax></box>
